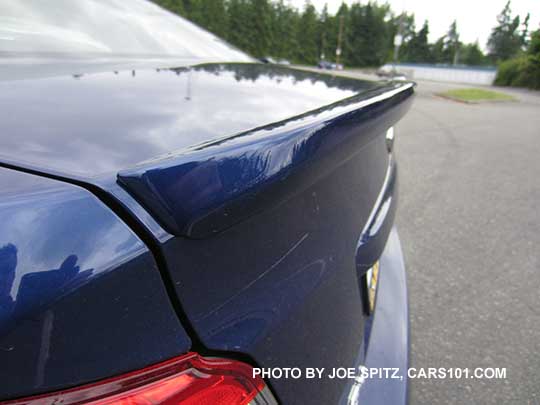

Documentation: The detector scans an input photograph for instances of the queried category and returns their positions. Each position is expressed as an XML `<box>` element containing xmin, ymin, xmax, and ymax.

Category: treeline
<box><xmin>491</xmin><ymin>2</ymin><xmax>540</xmax><ymax>89</ymax></box>
<box><xmin>495</xmin><ymin>30</ymin><xmax>540</xmax><ymax>89</ymax></box>
<box><xmin>154</xmin><ymin>0</ymin><xmax>538</xmax><ymax>88</ymax></box>
<box><xmin>155</xmin><ymin>0</ymin><xmax>396</xmax><ymax>66</ymax></box>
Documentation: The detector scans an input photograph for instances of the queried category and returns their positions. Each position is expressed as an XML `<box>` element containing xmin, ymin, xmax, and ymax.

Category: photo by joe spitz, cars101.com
<box><xmin>0</xmin><ymin>1</ymin><xmax>417</xmax><ymax>404</ymax></box>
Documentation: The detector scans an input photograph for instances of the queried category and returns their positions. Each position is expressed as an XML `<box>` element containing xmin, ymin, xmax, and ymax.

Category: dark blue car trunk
<box><xmin>0</xmin><ymin>62</ymin><xmax>413</xmax><ymax>403</ymax></box>
<box><xmin>116</xmin><ymin>65</ymin><xmax>414</xmax><ymax>403</ymax></box>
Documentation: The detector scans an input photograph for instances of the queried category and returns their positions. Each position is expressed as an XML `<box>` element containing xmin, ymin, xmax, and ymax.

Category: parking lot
<box><xmin>393</xmin><ymin>80</ymin><xmax>540</xmax><ymax>403</ymax></box>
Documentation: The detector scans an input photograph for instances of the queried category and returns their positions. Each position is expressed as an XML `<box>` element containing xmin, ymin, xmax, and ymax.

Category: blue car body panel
<box><xmin>112</xmin><ymin>65</ymin><xmax>411</xmax><ymax>403</ymax></box>
<box><xmin>0</xmin><ymin>59</ymin><xmax>413</xmax><ymax>404</ymax></box>
<box><xmin>0</xmin><ymin>64</ymin><xmax>375</xmax><ymax>179</ymax></box>
<box><xmin>133</xmin><ymin>101</ymin><xmax>410</xmax><ymax>404</ymax></box>
<box><xmin>0</xmin><ymin>168</ymin><xmax>191</xmax><ymax>400</ymax></box>
<box><xmin>155</xmin><ymin>139</ymin><xmax>394</xmax><ymax>404</ymax></box>
<box><xmin>349</xmin><ymin>228</ymin><xmax>409</xmax><ymax>404</ymax></box>
<box><xmin>117</xmin><ymin>68</ymin><xmax>412</xmax><ymax>238</ymax></box>
<box><xmin>358</xmin><ymin>228</ymin><xmax>409</xmax><ymax>404</ymax></box>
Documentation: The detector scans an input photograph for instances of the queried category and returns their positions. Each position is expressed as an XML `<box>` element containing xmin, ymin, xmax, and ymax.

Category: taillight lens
<box><xmin>0</xmin><ymin>353</ymin><xmax>277</xmax><ymax>405</ymax></box>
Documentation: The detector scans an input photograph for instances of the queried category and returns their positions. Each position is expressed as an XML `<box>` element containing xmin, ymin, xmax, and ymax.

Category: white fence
<box><xmin>396</xmin><ymin>64</ymin><xmax>497</xmax><ymax>85</ymax></box>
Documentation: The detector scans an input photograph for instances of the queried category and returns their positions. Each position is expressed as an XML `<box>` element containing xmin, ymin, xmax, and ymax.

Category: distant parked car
<box><xmin>376</xmin><ymin>64</ymin><xmax>395</xmax><ymax>77</ymax></box>
<box><xmin>260</xmin><ymin>56</ymin><xmax>277</xmax><ymax>64</ymax></box>
<box><xmin>318</xmin><ymin>60</ymin><xmax>336</xmax><ymax>70</ymax></box>
<box><xmin>277</xmin><ymin>59</ymin><xmax>291</xmax><ymax>65</ymax></box>
<box><xmin>390</xmin><ymin>74</ymin><xmax>408</xmax><ymax>81</ymax></box>
<box><xmin>376</xmin><ymin>63</ymin><xmax>408</xmax><ymax>80</ymax></box>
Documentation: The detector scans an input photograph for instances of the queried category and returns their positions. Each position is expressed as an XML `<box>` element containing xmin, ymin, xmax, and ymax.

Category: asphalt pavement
<box><xmin>396</xmin><ymin>80</ymin><xmax>540</xmax><ymax>404</ymax></box>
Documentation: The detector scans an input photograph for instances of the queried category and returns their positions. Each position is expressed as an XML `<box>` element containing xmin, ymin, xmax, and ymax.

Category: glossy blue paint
<box><xmin>0</xmin><ymin>167</ymin><xmax>191</xmax><ymax>400</ymax></box>
<box><xmin>155</xmin><ymin>134</ymin><xmax>407</xmax><ymax>403</ymax></box>
<box><xmin>337</xmin><ymin>228</ymin><xmax>409</xmax><ymax>404</ymax></box>
<box><xmin>355</xmin><ymin>228</ymin><xmax>409</xmax><ymax>404</ymax></box>
<box><xmin>356</xmin><ymin>157</ymin><xmax>398</xmax><ymax>272</ymax></box>
<box><xmin>0</xmin><ymin>59</ymin><xmax>413</xmax><ymax>404</ymax></box>
<box><xmin>119</xmin><ymin>75</ymin><xmax>413</xmax><ymax>237</ymax></box>
<box><xmin>0</xmin><ymin>63</ymin><xmax>379</xmax><ymax>179</ymax></box>
<box><xmin>0</xmin><ymin>1</ymin><xmax>418</xmax><ymax>402</ymax></box>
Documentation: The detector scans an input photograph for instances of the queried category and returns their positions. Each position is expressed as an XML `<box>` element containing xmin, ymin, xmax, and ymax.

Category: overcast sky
<box><xmin>288</xmin><ymin>0</ymin><xmax>539</xmax><ymax>50</ymax></box>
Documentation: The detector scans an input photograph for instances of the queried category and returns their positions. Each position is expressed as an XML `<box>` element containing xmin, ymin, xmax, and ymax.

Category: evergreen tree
<box><xmin>191</xmin><ymin>0</ymin><xmax>228</xmax><ymax>38</ymax></box>
<box><xmin>460</xmin><ymin>42</ymin><xmax>488</xmax><ymax>66</ymax></box>
<box><xmin>296</xmin><ymin>2</ymin><xmax>319</xmax><ymax>64</ymax></box>
<box><xmin>365</xmin><ymin>3</ymin><xmax>392</xmax><ymax>66</ymax></box>
<box><xmin>271</xmin><ymin>1</ymin><xmax>300</xmax><ymax>61</ymax></box>
<box><xmin>445</xmin><ymin>20</ymin><xmax>460</xmax><ymax>65</ymax></box>
<box><xmin>520</xmin><ymin>13</ymin><xmax>530</xmax><ymax>48</ymax></box>
<box><xmin>389</xmin><ymin>11</ymin><xmax>414</xmax><ymax>63</ymax></box>
<box><xmin>151</xmin><ymin>0</ymin><xmax>536</xmax><ymax>69</ymax></box>
<box><xmin>250</xmin><ymin>0</ymin><xmax>274</xmax><ymax>57</ymax></box>
<box><xmin>528</xmin><ymin>28</ymin><xmax>540</xmax><ymax>55</ymax></box>
<box><xmin>318</xmin><ymin>4</ymin><xmax>336</xmax><ymax>61</ymax></box>
<box><xmin>396</xmin><ymin>12</ymin><xmax>416</xmax><ymax>45</ymax></box>
<box><xmin>155</xmin><ymin>0</ymin><xmax>186</xmax><ymax>16</ymax></box>
<box><xmin>335</xmin><ymin>3</ymin><xmax>350</xmax><ymax>65</ymax></box>
<box><xmin>487</xmin><ymin>1</ymin><xmax>523</xmax><ymax>62</ymax></box>
<box><xmin>401</xmin><ymin>20</ymin><xmax>432</xmax><ymax>63</ymax></box>
<box><xmin>226</xmin><ymin>0</ymin><xmax>250</xmax><ymax>52</ymax></box>
<box><xmin>430</xmin><ymin>21</ymin><xmax>461</xmax><ymax>65</ymax></box>
<box><xmin>430</xmin><ymin>36</ymin><xmax>446</xmax><ymax>64</ymax></box>
<box><xmin>344</xmin><ymin>4</ymin><xmax>364</xmax><ymax>66</ymax></box>
<box><xmin>346</xmin><ymin>2</ymin><xmax>391</xmax><ymax>67</ymax></box>
<box><xmin>495</xmin><ymin>28</ymin><xmax>540</xmax><ymax>89</ymax></box>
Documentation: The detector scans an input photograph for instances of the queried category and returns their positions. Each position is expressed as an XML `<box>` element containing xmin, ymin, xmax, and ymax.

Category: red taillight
<box><xmin>1</xmin><ymin>353</ymin><xmax>276</xmax><ymax>405</ymax></box>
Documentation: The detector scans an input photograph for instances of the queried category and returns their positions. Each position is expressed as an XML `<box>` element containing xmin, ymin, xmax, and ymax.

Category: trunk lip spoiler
<box><xmin>118</xmin><ymin>82</ymin><xmax>415</xmax><ymax>238</ymax></box>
